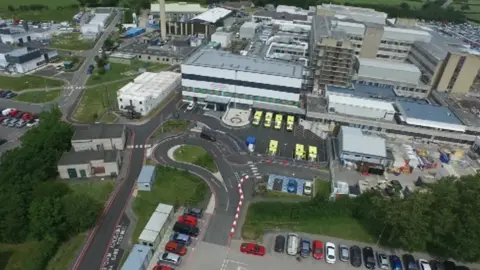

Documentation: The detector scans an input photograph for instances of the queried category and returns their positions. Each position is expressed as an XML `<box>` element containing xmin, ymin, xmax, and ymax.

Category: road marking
<box><xmin>247</xmin><ymin>161</ymin><xmax>253</xmax><ymax>164</ymax></box>
<box><xmin>256</xmin><ymin>176</ymin><xmax>262</xmax><ymax>179</ymax></box>
<box><xmin>249</xmin><ymin>164</ymin><xmax>255</xmax><ymax>168</ymax></box>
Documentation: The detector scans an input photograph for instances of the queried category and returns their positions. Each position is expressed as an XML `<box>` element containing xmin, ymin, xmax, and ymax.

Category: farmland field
<box><xmin>0</xmin><ymin>0</ymin><xmax>78</xmax><ymax>22</ymax></box>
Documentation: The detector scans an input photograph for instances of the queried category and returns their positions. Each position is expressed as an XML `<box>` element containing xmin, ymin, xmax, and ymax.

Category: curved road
<box><xmin>152</xmin><ymin>134</ymin><xmax>243</xmax><ymax>246</ymax></box>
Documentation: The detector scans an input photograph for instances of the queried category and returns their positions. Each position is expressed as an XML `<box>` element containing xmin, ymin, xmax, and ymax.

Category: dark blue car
<box><xmin>287</xmin><ymin>179</ymin><xmax>297</xmax><ymax>193</ymax></box>
<box><xmin>390</xmin><ymin>255</ymin><xmax>403</xmax><ymax>270</ymax></box>
<box><xmin>300</xmin><ymin>239</ymin><xmax>311</xmax><ymax>257</ymax></box>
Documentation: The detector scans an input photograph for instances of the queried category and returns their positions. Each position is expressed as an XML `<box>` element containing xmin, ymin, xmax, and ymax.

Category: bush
<box><xmin>21</xmin><ymin>237</ymin><xmax>58</xmax><ymax>270</ymax></box>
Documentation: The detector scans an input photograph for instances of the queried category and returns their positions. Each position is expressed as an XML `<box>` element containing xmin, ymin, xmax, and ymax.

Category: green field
<box><xmin>152</xmin><ymin>120</ymin><xmax>190</xmax><ymax>137</ymax></box>
<box><xmin>173</xmin><ymin>145</ymin><xmax>218</xmax><ymax>173</ymax></box>
<box><xmin>87</xmin><ymin>62</ymin><xmax>169</xmax><ymax>86</ymax></box>
<box><xmin>131</xmin><ymin>166</ymin><xmax>209</xmax><ymax>243</ymax></box>
<box><xmin>13</xmin><ymin>90</ymin><xmax>62</xmax><ymax>103</ymax></box>
<box><xmin>73</xmin><ymin>81</ymin><xmax>128</xmax><ymax>122</ymax></box>
<box><xmin>0</xmin><ymin>75</ymin><xmax>64</xmax><ymax>91</ymax></box>
<box><xmin>50</xmin><ymin>33</ymin><xmax>94</xmax><ymax>51</ymax></box>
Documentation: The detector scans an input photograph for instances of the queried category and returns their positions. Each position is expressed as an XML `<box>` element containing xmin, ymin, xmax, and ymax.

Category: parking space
<box><xmin>148</xmin><ymin>207</ymin><xmax>210</xmax><ymax>269</ymax></box>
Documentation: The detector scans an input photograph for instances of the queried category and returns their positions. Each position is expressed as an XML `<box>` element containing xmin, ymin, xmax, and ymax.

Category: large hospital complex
<box><xmin>174</xmin><ymin>3</ymin><xmax>480</xmax><ymax>145</ymax></box>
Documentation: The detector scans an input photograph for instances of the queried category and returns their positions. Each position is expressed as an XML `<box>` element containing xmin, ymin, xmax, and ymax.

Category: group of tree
<box><xmin>249</xmin><ymin>174</ymin><xmax>480</xmax><ymax>262</ymax></box>
<box><xmin>0</xmin><ymin>108</ymin><xmax>103</xmax><ymax>270</ymax></box>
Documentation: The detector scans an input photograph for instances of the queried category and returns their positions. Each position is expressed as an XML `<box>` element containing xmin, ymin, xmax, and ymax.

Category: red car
<box><xmin>21</xmin><ymin>113</ymin><xmax>33</xmax><ymax>121</ymax></box>
<box><xmin>178</xmin><ymin>214</ymin><xmax>197</xmax><ymax>226</ymax></box>
<box><xmin>9</xmin><ymin>109</ymin><xmax>19</xmax><ymax>117</ymax></box>
<box><xmin>165</xmin><ymin>241</ymin><xmax>187</xmax><ymax>256</ymax></box>
<box><xmin>153</xmin><ymin>265</ymin><xmax>174</xmax><ymax>270</ymax></box>
<box><xmin>312</xmin><ymin>240</ymin><xmax>324</xmax><ymax>260</ymax></box>
<box><xmin>240</xmin><ymin>243</ymin><xmax>266</xmax><ymax>256</ymax></box>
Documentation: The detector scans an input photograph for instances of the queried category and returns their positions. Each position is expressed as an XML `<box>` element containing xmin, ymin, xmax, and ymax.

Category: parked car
<box><xmin>456</xmin><ymin>266</ymin><xmax>470</xmax><ymax>270</ymax></box>
<box><xmin>274</xmin><ymin>235</ymin><xmax>285</xmax><ymax>253</ymax></box>
<box><xmin>1</xmin><ymin>118</ymin><xmax>10</xmax><ymax>125</ymax></box>
<box><xmin>377</xmin><ymin>253</ymin><xmax>389</xmax><ymax>270</ymax></box>
<box><xmin>186</xmin><ymin>102</ymin><xmax>195</xmax><ymax>111</ymax></box>
<box><xmin>418</xmin><ymin>259</ymin><xmax>431</xmax><ymax>270</ymax></box>
<box><xmin>350</xmin><ymin>245</ymin><xmax>362</xmax><ymax>268</ymax></box>
<box><xmin>14</xmin><ymin>112</ymin><xmax>24</xmax><ymax>119</ymax></box>
<box><xmin>240</xmin><ymin>243</ymin><xmax>266</xmax><ymax>256</ymax></box>
<box><xmin>312</xmin><ymin>240</ymin><xmax>324</xmax><ymax>260</ymax></box>
<box><xmin>5</xmin><ymin>92</ymin><xmax>16</xmax><ymax>99</ymax></box>
<box><xmin>444</xmin><ymin>261</ymin><xmax>456</xmax><ymax>270</ymax></box>
<box><xmin>170</xmin><ymin>232</ymin><xmax>192</xmax><ymax>246</ymax></box>
<box><xmin>8</xmin><ymin>119</ymin><xmax>19</xmax><ymax>127</ymax></box>
<box><xmin>430</xmin><ymin>260</ymin><xmax>444</xmax><ymax>270</ymax></box>
<box><xmin>390</xmin><ymin>255</ymin><xmax>403</xmax><ymax>270</ymax></box>
<box><xmin>158</xmin><ymin>252</ymin><xmax>181</xmax><ymax>266</ymax></box>
<box><xmin>9</xmin><ymin>109</ymin><xmax>19</xmax><ymax>117</ymax></box>
<box><xmin>27</xmin><ymin>119</ymin><xmax>39</xmax><ymax>127</ymax></box>
<box><xmin>300</xmin><ymin>239</ymin><xmax>311</xmax><ymax>258</ymax></box>
<box><xmin>363</xmin><ymin>247</ymin><xmax>376</xmax><ymax>269</ymax></box>
<box><xmin>287</xmin><ymin>179</ymin><xmax>297</xmax><ymax>193</ymax></box>
<box><xmin>177</xmin><ymin>215</ymin><xmax>197</xmax><ymax>226</ymax></box>
<box><xmin>22</xmin><ymin>113</ymin><xmax>33</xmax><ymax>121</ymax></box>
<box><xmin>1</xmin><ymin>108</ymin><xmax>14</xmax><ymax>116</ymax></box>
<box><xmin>172</xmin><ymin>222</ymin><xmax>199</xmax><ymax>237</ymax></box>
<box><xmin>0</xmin><ymin>91</ymin><xmax>7</xmax><ymax>98</ymax></box>
<box><xmin>16</xmin><ymin>120</ymin><xmax>26</xmax><ymax>128</ymax></box>
<box><xmin>325</xmin><ymin>242</ymin><xmax>336</xmax><ymax>264</ymax></box>
<box><xmin>303</xmin><ymin>181</ymin><xmax>313</xmax><ymax>195</ymax></box>
<box><xmin>339</xmin><ymin>245</ymin><xmax>349</xmax><ymax>262</ymax></box>
<box><xmin>286</xmin><ymin>233</ymin><xmax>299</xmax><ymax>256</ymax></box>
<box><xmin>184</xmin><ymin>207</ymin><xmax>203</xmax><ymax>218</ymax></box>
<box><xmin>164</xmin><ymin>241</ymin><xmax>187</xmax><ymax>256</ymax></box>
<box><xmin>153</xmin><ymin>265</ymin><xmax>174</xmax><ymax>270</ymax></box>
<box><xmin>403</xmin><ymin>254</ymin><xmax>418</xmax><ymax>270</ymax></box>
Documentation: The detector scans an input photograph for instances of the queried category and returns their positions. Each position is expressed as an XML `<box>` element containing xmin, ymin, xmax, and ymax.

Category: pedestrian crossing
<box><xmin>247</xmin><ymin>161</ymin><xmax>262</xmax><ymax>180</ymax></box>
<box><xmin>126</xmin><ymin>144</ymin><xmax>152</xmax><ymax>149</ymax></box>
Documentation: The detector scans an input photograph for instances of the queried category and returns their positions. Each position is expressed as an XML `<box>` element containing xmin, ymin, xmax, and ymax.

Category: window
<box><xmin>119</xmin><ymin>98</ymin><xmax>122</xmax><ymax>101</ymax></box>
<box><xmin>148</xmin><ymin>56</ymin><xmax>151</xmax><ymax>60</ymax></box>
<box><xmin>138</xmin><ymin>55</ymin><xmax>141</xmax><ymax>58</ymax></box>
<box><xmin>157</xmin><ymin>57</ymin><xmax>159</xmax><ymax>60</ymax></box>
<box><xmin>139</xmin><ymin>101</ymin><xmax>143</xmax><ymax>104</ymax></box>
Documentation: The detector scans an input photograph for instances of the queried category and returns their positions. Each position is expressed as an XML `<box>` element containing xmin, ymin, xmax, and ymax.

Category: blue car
<box><xmin>300</xmin><ymin>239</ymin><xmax>311</xmax><ymax>257</ymax></box>
<box><xmin>390</xmin><ymin>255</ymin><xmax>403</xmax><ymax>270</ymax></box>
<box><xmin>170</xmin><ymin>232</ymin><xmax>192</xmax><ymax>246</ymax></box>
<box><xmin>287</xmin><ymin>179</ymin><xmax>297</xmax><ymax>193</ymax></box>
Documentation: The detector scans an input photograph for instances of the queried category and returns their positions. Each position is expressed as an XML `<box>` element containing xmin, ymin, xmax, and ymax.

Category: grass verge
<box><xmin>50</xmin><ymin>33</ymin><xmax>93</xmax><ymax>51</ymax></box>
<box><xmin>13</xmin><ymin>90</ymin><xmax>61</xmax><ymax>103</ymax></box>
<box><xmin>0</xmin><ymin>241</ymin><xmax>42</xmax><ymax>270</ymax></box>
<box><xmin>87</xmin><ymin>62</ymin><xmax>169</xmax><ymax>86</ymax></box>
<box><xmin>131</xmin><ymin>166</ymin><xmax>209</xmax><ymax>243</ymax></box>
<box><xmin>173</xmin><ymin>145</ymin><xmax>218</xmax><ymax>173</ymax></box>
<box><xmin>0</xmin><ymin>75</ymin><xmax>64</xmax><ymax>91</ymax></box>
<box><xmin>152</xmin><ymin>119</ymin><xmax>190</xmax><ymax>137</ymax></box>
<box><xmin>73</xmin><ymin>81</ymin><xmax>128</xmax><ymax>122</ymax></box>
<box><xmin>100</xmin><ymin>112</ymin><xmax>118</xmax><ymax>123</ymax></box>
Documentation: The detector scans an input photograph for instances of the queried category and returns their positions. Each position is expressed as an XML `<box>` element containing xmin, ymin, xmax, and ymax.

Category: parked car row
<box><xmin>273</xmin><ymin>234</ymin><xmax>470</xmax><ymax>270</ymax></box>
<box><xmin>1</xmin><ymin>108</ymin><xmax>39</xmax><ymax>128</ymax></box>
<box><xmin>154</xmin><ymin>208</ymin><xmax>204</xmax><ymax>270</ymax></box>
<box><xmin>0</xmin><ymin>90</ymin><xmax>18</xmax><ymax>99</ymax></box>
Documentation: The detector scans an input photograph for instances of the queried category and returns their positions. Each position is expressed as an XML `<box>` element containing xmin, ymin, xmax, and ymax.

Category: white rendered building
<box><xmin>181</xmin><ymin>49</ymin><xmax>305</xmax><ymax>114</ymax></box>
<box><xmin>117</xmin><ymin>72</ymin><xmax>181</xmax><ymax>116</ymax></box>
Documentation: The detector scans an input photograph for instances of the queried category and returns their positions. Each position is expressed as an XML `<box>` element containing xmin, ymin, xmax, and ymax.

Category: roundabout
<box><xmin>150</xmin><ymin>132</ymin><xmax>251</xmax><ymax>246</ymax></box>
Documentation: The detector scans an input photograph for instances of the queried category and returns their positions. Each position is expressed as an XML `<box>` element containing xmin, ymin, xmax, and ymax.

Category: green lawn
<box><xmin>100</xmin><ymin>112</ymin><xmax>118</xmax><ymax>123</ymax></box>
<box><xmin>87</xmin><ymin>62</ymin><xmax>169</xmax><ymax>86</ymax></box>
<box><xmin>0</xmin><ymin>7</ymin><xmax>78</xmax><ymax>22</ymax></box>
<box><xmin>0</xmin><ymin>241</ymin><xmax>42</xmax><ymax>270</ymax></box>
<box><xmin>242</xmin><ymin>209</ymin><xmax>375</xmax><ymax>243</ymax></box>
<box><xmin>0</xmin><ymin>75</ymin><xmax>64</xmax><ymax>91</ymax></box>
<box><xmin>73</xmin><ymin>81</ymin><xmax>128</xmax><ymax>122</ymax></box>
<box><xmin>131</xmin><ymin>166</ymin><xmax>209</xmax><ymax>242</ymax></box>
<box><xmin>69</xmin><ymin>180</ymin><xmax>116</xmax><ymax>203</ymax></box>
<box><xmin>173</xmin><ymin>145</ymin><xmax>218</xmax><ymax>173</ymax></box>
<box><xmin>152</xmin><ymin>119</ymin><xmax>190</xmax><ymax>137</ymax></box>
<box><xmin>13</xmin><ymin>90</ymin><xmax>62</xmax><ymax>103</ymax></box>
<box><xmin>50</xmin><ymin>33</ymin><xmax>94</xmax><ymax>51</ymax></box>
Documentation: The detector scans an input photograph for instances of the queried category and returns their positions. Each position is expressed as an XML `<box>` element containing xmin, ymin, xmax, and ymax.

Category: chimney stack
<box><xmin>158</xmin><ymin>0</ymin><xmax>167</xmax><ymax>40</ymax></box>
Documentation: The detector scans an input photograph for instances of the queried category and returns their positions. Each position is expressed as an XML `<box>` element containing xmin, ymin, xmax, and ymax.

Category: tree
<box><xmin>62</xmin><ymin>193</ymin><xmax>102</xmax><ymax>234</ymax></box>
<box><xmin>400</xmin><ymin>2</ymin><xmax>410</xmax><ymax>9</ymax></box>
<box><xmin>28</xmin><ymin>197</ymin><xmax>66</xmax><ymax>240</ymax></box>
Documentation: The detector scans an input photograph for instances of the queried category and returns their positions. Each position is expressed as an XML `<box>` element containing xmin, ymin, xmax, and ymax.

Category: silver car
<box><xmin>158</xmin><ymin>252</ymin><xmax>181</xmax><ymax>266</ymax></box>
<box><xmin>339</xmin><ymin>245</ymin><xmax>349</xmax><ymax>262</ymax></box>
<box><xmin>16</xmin><ymin>120</ymin><xmax>26</xmax><ymax>128</ymax></box>
<box><xmin>7</xmin><ymin>119</ymin><xmax>18</xmax><ymax>127</ymax></box>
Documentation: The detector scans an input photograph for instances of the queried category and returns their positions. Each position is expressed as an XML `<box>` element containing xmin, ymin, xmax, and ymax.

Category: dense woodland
<box><xmin>248</xmin><ymin>175</ymin><xmax>480</xmax><ymax>262</ymax></box>
<box><xmin>0</xmin><ymin>108</ymin><xmax>102</xmax><ymax>270</ymax></box>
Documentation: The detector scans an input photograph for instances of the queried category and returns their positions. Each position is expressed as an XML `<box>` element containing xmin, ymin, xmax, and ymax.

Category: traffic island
<box><xmin>172</xmin><ymin>145</ymin><xmax>218</xmax><ymax>173</ymax></box>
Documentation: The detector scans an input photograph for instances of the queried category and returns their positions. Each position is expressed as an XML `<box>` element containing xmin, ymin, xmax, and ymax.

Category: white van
<box><xmin>287</xmin><ymin>233</ymin><xmax>299</xmax><ymax>256</ymax></box>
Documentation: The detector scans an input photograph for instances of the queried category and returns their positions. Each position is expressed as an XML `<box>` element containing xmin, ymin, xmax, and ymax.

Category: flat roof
<box><xmin>329</xmin><ymin>94</ymin><xmax>395</xmax><ymax>112</ymax></box>
<box><xmin>341</xmin><ymin>126</ymin><xmax>387</xmax><ymax>158</ymax></box>
<box><xmin>397</xmin><ymin>101</ymin><xmax>464</xmax><ymax>126</ymax></box>
<box><xmin>139</xmin><ymin>212</ymin><xmax>169</xmax><ymax>242</ymax></box>
<box><xmin>58</xmin><ymin>150</ymin><xmax>118</xmax><ymax>166</ymax></box>
<box><xmin>359</xmin><ymin>58</ymin><xmax>421</xmax><ymax>73</ymax></box>
<box><xmin>328</xmin><ymin>83</ymin><xmax>429</xmax><ymax>103</ymax></box>
<box><xmin>191</xmin><ymin>7</ymin><xmax>232</xmax><ymax>23</ymax></box>
<box><xmin>254</xmin><ymin>10</ymin><xmax>308</xmax><ymax>21</ymax></box>
<box><xmin>184</xmin><ymin>49</ymin><xmax>304</xmax><ymax>78</ymax></box>
<box><xmin>150</xmin><ymin>3</ymin><xmax>208</xmax><ymax>13</ymax></box>
<box><xmin>72</xmin><ymin>125</ymin><xmax>124</xmax><ymax>140</ymax></box>
<box><xmin>121</xmin><ymin>245</ymin><xmax>152</xmax><ymax>270</ymax></box>
<box><xmin>414</xmin><ymin>30</ymin><xmax>467</xmax><ymax>61</ymax></box>
<box><xmin>312</xmin><ymin>15</ymin><xmax>332</xmax><ymax>41</ymax></box>
<box><xmin>137</xmin><ymin>165</ymin><xmax>155</xmax><ymax>184</ymax></box>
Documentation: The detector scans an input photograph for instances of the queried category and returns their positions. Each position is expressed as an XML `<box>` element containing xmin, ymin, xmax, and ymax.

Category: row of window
<box><xmin>182</xmin><ymin>87</ymin><xmax>300</xmax><ymax>106</ymax></box>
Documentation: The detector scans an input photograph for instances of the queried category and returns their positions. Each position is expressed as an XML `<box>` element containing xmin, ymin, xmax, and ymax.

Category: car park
<box><xmin>390</xmin><ymin>255</ymin><xmax>403</xmax><ymax>270</ymax></box>
<box><xmin>172</xmin><ymin>222</ymin><xmax>199</xmax><ymax>237</ymax></box>
<box><xmin>325</xmin><ymin>242</ymin><xmax>336</xmax><ymax>264</ymax></box>
<box><xmin>312</xmin><ymin>240</ymin><xmax>324</xmax><ymax>260</ymax></box>
<box><xmin>339</xmin><ymin>245</ymin><xmax>349</xmax><ymax>262</ymax></box>
<box><xmin>158</xmin><ymin>252</ymin><xmax>181</xmax><ymax>266</ymax></box>
<box><xmin>240</xmin><ymin>243</ymin><xmax>266</xmax><ymax>256</ymax></box>
<box><xmin>350</xmin><ymin>245</ymin><xmax>362</xmax><ymax>267</ymax></box>
<box><xmin>300</xmin><ymin>239</ymin><xmax>311</xmax><ymax>258</ymax></box>
<box><xmin>363</xmin><ymin>247</ymin><xmax>376</xmax><ymax>269</ymax></box>
<box><xmin>377</xmin><ymin>253</ymin><xmax>389</xmax><ymax>269</ymax></box>
<box><xmin>170</xmin><ymin>232</ymin><xmax>192</xmax><ymax>246</ymax></box>
<box><xmin>403</xmin><ymin>254</ymin><xmax>418</xmax><ymax>270</ymax></box>
<box><xmin>177</xmin><ymin>214</ymin><xmax>197</xmax><ymax>226</ymax></box>
<box><xmin>184</xmin><ymin>207</ymin><xmax>203</xmax><ymax>218</ymax></box>
<box><xmin>164</xmin><ymin>241</ymin><xmax>187</xmax><ymax>256</ymax></box>
<box><xmin>274</xmin><ymin>235</ymin><xmax>285</xmax><ymax>253</ymax></box>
